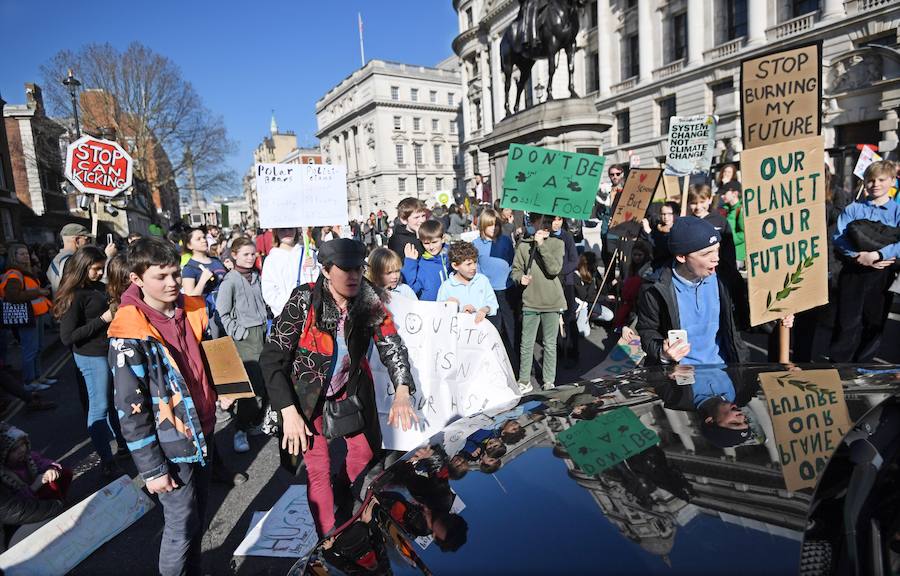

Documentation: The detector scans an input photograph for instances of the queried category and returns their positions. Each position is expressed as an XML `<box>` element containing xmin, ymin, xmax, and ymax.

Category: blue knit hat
<box><xmin>668</xmin><ymin>216</ymin><xmax>720</xmax><ymax>256</ymax></box>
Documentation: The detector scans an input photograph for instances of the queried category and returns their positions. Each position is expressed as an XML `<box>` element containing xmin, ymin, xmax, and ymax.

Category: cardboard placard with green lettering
<box><xmin>556</xmin><ymin>407</ymin><xmax>659</xmax><ymax>475</ymax></box>
<box><xmin>609</xmin><ymin>168</ymin><xmax>662</xmax><ymax>230</ymax></box>
<box><xmin>741</xmin><ymin>42</ymin><xmax>822</xmax><ymax>150</ymax></box>
<box><xmin>742</xmin><ymin>135</ymin><xmax>828</xmax><ymax>326</ymax></box>
<box><xmin>500</xmin><ymin>144</ymin><xmax>605</xmax><ymax>217</ymax></box>
<box><xmin>759</xmin><ymin>369</ymin><xmax>851</xmax><ymax>492</ymax></box>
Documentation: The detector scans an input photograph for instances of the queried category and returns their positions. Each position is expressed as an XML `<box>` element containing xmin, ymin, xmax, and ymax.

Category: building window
<box><xmin>414</xmin><ymin>143</ymin><xmax>423</xmax><ymax>165</ymax></box>
<box><xmin>626</xmin><ymin>0</ymin><xmax>637</xmax><ymax>8</ymax></box>
<box><xmin>586</xmin><ymin>51</ymin><xmax>599</xmax><ymax>93</ymax></box>
<box><xmin>432</xmin><ymin>118</ymin><xmax>439</xmax><ymax>131</ymax></box>
<box><xmin>622</xmin><ymin>34</ymin><xmax>640</xmax><ymax>79</ymax></box>
<box><xmin>0</xmin><ymin>155</ymin><xmax>6</xmax><ymax>191</ymax></box>
<box><xmin>723</xmin><ymin>0</ymin><xmax>748</xmax><ymax>42</ymax></box>
<box><xmin>711</xmin><ymin>79</ymin><xmax>735</xmax><ymax>114</ymax></box>
<box><xmin>473</xmin><ymin>100</ymin><xmax>483</xmax><ymax>131</ymax></box>
<box><xmin>393</xmin><ymin>116</ymin><xmax>402</xmax><ymax>130</ymax></box>
<box><xmin>430</xmin><ymin>90</ymin><xmax>438</xmax><ymax>103</ymax></box>
<box><xmin>417</xmin><ymin>177</ymin><xmax>425</xmax><ymax>193</ymax></box>
<box><xmin>448</xmin><ymin>93</ymin><xmax>455</xmax><ymax>106</ymax></box>
<box><xmin>413</xmin><ymin>117</ymin><xmax>421</xmax><ymax>131</ymax></box>
<box><xmin>433</xmin><ymin>144</ymin><xmax>442</xmax><ymax>165</ymax></box>
<box><xmin>470</xmin><ymin>150</ymin><xmax>479</xmax><ymax>172</ymax></box>
<box><xmin>411</xmin><ymin>88</ymin><xmax>419</xmax><ymax>102</ymax></box>
<box><xmin>858</xmin><ymin>31</ymin><xmax>899</xmax><ymax>49</ymax></box>
<box><xmin>791</xmin><ymin>0</ymin><xmax>820</xmax><ymax>18</ymax></box>
<box><xmin>466</xmin><ymin>7</ymin><xmax>474</xmax><ymax>27</ymax></box>
<box><xmin>671</xmin><ymin>12</ymin><xmax>688</xmax><ymax>62</ymax></box>
<box><xmin>391</xmin><ymin>86</ymin><xmax>399</xmax><ymax>100</ymax></box>
<box><xmin>616</xmin><ymin>110</ymin><xmax>630</xmax><ymax>145</ymax></box>
<box><xmin>658</xmin><ymin>96</ymin><xmax>676</xmax><ymax>135</ymax></box>
<box><xmin>588</xmin><ymin>1</ymin><xmax>598</xmax><ymax>27</ymax></box>
<box><xmin>436</xmin><ymin>177</ymin><xmax>444</xmax><ymax>190</ymax></box>
<box><xmin>450</xmin><ymin>119</ymin><xmax>457</xmax><ymax>134</ymax></box>
<box><xmin>395</xmin><ymin>144</ymin><xmax>405</xmax><ymax>164</ymax></box>
<box><xmin>452</xmin><ymin>145</ymin><xmax>459</xmax><ymax>166</ymax></box>
<box><xmin>398</xmin><ymin>177</ymin><xmax>406</xmax><ymax>192</ymax></box>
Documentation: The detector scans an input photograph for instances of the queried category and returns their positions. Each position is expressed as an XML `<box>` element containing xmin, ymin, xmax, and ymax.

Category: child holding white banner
<box><xmin>437</xmin><ymin>241</ymin><xmax>498</xmax><ymax>325</ymax></box>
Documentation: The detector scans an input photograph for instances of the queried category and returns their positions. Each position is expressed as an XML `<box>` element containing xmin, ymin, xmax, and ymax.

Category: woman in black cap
<box><xmin>261</xmin><ymin>238</ymin><xmax>418</xmax><ymax>537</ymax></box>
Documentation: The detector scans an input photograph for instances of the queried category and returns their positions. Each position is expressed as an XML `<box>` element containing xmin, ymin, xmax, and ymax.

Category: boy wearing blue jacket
<box><xmin>402</xmin><ymin>220</ymin><xmax>450</xmax><ymax>301</ymax></box>
<box><xmin>438</xmin><ymin>241</ymin><xmax>498</xmax><ymax>325</ymax></box>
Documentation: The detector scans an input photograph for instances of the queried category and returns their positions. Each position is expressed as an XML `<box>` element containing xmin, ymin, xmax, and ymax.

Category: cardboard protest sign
<box><xmin>234</xmin><ymin>485</ymin><xmax>318</xmax><ymax>558</ymax></box>
<box><xmin>256</xmin><ymin>163</ymin><xmax>349</xmax><ymax>228</ymax></box>
<box><xmin>500</xmin><ymin>144</ymin><xmax>605</xmax><ymax>218</ymax></box>
<box><xmin>665</xmin><ymin>115</ymin><xmax>718</xmax><ymax>177</ymax></box>
<box><xmin>608</xmin><ymin>168</ymin><xmax>662</xmax><ymax>230</ymax></box>
<box><xmin>758</xmin><ymin>369</ymin><xmax>851</xmax><ymax>492</ymax></box>
<box><xmin>370</xmin><ymin>296</ymin><xmax>520</xmax><ymax>451</ymax></box>
<box><xmin>0</xmin><ymin>475</ymin><xmax>152</xmax><ymax>576</ymax></box>
<box><xmin>556</xmin><ymin>407</ymin><xmax>659</xmax><ymax>475</ymax></box>
<box><xmin>853</xmin><ymin>145</ymin><xmax>882</xmax><ymax>179</ymax></box>
<box><xmin>661</xmin><ymin>175</ymin><xmax>682</xmax><ymax>202</ymax></box>
<box><xmin>201</xmin><ymin>337</ymin><xmax>255</xmax><ymax>399</ymax></box>
<box><xmin>741</xmin><ymin>42</ymin><xmax>822</xmax><ymax>149</ymax></box>
<box><xmin>742</xmin><ymin>135</ymin><xmax>828</xmax><ymax>326</ymax></box>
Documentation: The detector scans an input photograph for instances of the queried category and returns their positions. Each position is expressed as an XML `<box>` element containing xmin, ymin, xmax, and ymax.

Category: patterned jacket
<box><xmin>261</xmin><ymin>277</ymin><xmax>414</xmax><ymax>450</ymax></box>
<box><xmin>108</xmin><ymin>297</ymin><xmax>210</xmax><ymax>481</ymax></box>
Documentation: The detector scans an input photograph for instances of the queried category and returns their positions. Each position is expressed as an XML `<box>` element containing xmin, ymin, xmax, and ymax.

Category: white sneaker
<box><xmin>517</xmin><ymin>381</ymin><xmax>533</xmax><ymax>394</ymax></box>
<box><xmin>25</xmin><ymin>382</ymin><xmax>50</xmax><ymax>392</ymax></box>
<box><xmin>542</xmin><ymin>383</ymin><xmax>556</xmax><ymax>391</ymax></box>
<box><xmin>233</xmin><ymin>430</ymin><xmax>250</xmax><ymax>453</ymax></box>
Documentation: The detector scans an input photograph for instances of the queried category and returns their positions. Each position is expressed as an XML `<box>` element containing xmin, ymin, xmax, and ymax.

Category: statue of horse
<box><xmin>500</xmin><ymin>0</ymin><xmax>585</xmax><ymax>116</ymax></box>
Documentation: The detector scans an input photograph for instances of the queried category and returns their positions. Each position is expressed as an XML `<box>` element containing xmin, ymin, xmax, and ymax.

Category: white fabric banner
<box><xmin>371</xmin><ymin>296</ymin><xmax>520</xmax><ymax>451</ymax></box>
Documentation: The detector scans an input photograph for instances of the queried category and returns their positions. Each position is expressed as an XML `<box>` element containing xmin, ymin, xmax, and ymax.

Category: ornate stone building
<box><xmin>453</xmin><ymin>0</ymin><xmax>899</xmax><ymax>193</ymax></box>
<box><xmin>315</xmin><ymin>58</ymin><xmax>465</xmax><ymax>220</ymax></box>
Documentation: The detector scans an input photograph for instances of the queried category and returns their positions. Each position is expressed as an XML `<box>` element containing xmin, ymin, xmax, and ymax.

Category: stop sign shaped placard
<box><xmin>65</xmin><ymin>135</ymin><xmax>133</xmax><ymax>197</ymax></box>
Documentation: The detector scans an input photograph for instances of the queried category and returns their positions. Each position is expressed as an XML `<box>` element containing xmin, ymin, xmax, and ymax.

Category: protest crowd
<box><xmin>0</xmin><ymin>143</ymin><xmax>897</xmax><ymax>573</ymax></box>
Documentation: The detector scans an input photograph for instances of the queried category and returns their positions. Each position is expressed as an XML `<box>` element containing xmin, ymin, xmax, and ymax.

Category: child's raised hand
<box><xmin>42</xmin><ymin>468</ymin><xmax>60</xmax><ymax>484</ymax></box>
<box><xmin>404</xmin><ymin>244</ymin><xmax>419</xmax><ymax>260</ymax></box>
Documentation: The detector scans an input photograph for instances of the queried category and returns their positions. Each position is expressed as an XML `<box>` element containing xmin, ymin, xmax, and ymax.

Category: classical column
<box><xmin>638</xmin><ymin>0</ymin><xmax>653</xmax><ymax>81</ymax></box>
<box><xmin>479</xmin><ymin>47</ymin><xmax>493</xmax><ymax>130</ymax></box>
<box><xmin>597</xmin><ymin>0</ymin><xmax>612</xmax><ymax>97</ymax></box>
<box><xmin>821</xmin><ymin>0</ymin><xmax>845</xmax><ymax>21</ymax></box>
<box><xmin>746</xmin><ymin>0</ymin><xmax>768</xmax><ymax>47</ymax></box>
<box><xmin>687</xmin><ymin>0</ymin><xmax>704</xmax><ymax>66</ymax></box>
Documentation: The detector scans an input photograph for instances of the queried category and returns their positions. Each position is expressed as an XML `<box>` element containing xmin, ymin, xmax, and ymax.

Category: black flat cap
<box><xmin>317</xmin><ymin>238</ymin><xmax>367</xmax><ymax>269</ymax></box>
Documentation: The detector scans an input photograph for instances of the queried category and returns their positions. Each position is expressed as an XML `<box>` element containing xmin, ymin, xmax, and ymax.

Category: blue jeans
<box><xmin>74</xmin><ymin>353</ymin><xmax>124</xmax><ymax>462</ymax></box>
<box><xmin>18</xmin><ymin>315</ymin><xmax>46</xmax><ymax>383</ymax></box>
<box><xmin>157</xmin><ymin>456</ymin><xmax>211</xmax><ymax>576</ymax></box>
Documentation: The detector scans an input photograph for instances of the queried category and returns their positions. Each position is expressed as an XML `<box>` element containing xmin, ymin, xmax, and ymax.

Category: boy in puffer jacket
<box><xmin>108</xmin><ymin>237</ymin><xmax>227</xmax><ymax>576</ymax></box>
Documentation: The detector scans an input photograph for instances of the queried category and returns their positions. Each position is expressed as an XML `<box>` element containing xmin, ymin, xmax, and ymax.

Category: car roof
<box><xmin>307</xmin><ymin>363</ymin><xmax>900</xmax><ymax>575</ymax></box>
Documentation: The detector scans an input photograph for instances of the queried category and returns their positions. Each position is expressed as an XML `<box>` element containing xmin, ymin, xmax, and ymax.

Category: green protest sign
<box><xmin>556</xmin><ymin>407</ymin><xmax>659</xmax><ymax>475</ymax></box>
<box><xmin>500</xmin><ymin>144</ymin><xmax>605</xmax><ymax>217</ymax></box>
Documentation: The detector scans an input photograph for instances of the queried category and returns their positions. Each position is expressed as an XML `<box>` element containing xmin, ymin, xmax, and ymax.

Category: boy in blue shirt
<box><xmin>437</xmin><ymin>241</ymin><xmax>498</xmax><ymax>325</ymax></box>
<box><xmin>401</xmin><ymin>220</ymin><xmax>450</xmax><ymax>301</ymax></box>
<box><xmin>830</xmin><ymin>160</ymin><xmax>900</xmax><ymax>362</ymax></box>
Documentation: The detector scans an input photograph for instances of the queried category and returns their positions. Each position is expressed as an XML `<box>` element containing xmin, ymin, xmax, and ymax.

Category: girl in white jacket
<box><xmin>261</xmin><ymin>228</ymin><xmax>320</xmax><ymax>318</ymax></box>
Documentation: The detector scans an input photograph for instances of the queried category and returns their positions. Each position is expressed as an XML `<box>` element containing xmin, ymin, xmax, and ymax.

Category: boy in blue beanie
<box><xmin>636</xmin><ymin>216</ymin><xmax>750</xmax><ymax>365</ymax></box>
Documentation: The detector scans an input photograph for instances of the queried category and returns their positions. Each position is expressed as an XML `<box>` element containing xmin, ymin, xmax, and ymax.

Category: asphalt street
<box><xmin>7</xmin><ymin>302</ymin><xmax>899</xmax><ymax>575</ymax></box>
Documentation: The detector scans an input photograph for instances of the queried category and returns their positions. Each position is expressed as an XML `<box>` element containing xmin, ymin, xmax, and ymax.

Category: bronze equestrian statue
<box><xmin>501</xmin><ymin>0</ymin><xmax>585</xmax><ymax>116</ymax></box>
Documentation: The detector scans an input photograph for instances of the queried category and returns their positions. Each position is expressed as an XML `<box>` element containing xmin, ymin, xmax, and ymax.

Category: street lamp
<box><xmin>62</xmin><ymin>69</ymin><xmax>82</xmax><ymax>138</ymax></box>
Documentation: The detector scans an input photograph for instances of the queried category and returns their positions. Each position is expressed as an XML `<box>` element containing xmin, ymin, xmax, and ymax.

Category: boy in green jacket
<box><xmin>511</xmin><ymin>213</ymin><xmax>566</xmax><ymax>393</ymax></box>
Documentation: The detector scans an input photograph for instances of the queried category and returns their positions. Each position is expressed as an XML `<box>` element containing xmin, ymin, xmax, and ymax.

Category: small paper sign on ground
<box><xmin>742</xmin><ymin>135</ymin><xmax>828</xmax><ymax>326</ymax></box>
<box><xmin>741</xmin><ymin>42</ymin><xmax>821</xmax><ymax>150</ymax></box>
<box><xmin>500</xmin><ymin>144</ymin><xmax>605</xmax><ymax>218</ymax></box>
<box><xmin>665</xmin><ymin>115</ymin><xmax>717</xmax><ymax>177</ymax></box>
<box><xmin>234</xmin><ymin>485</ymin><xmax>318</xmax><ymax>558</ymax></box>
<box><xmin>609</xmin><ymin>168</ymin><xmax>662</xmax><ymax>230</ymax></box>
<box><xmin>257</xmin><ymin>163</ymin><xmax>349</xmax><ymax>228</ymax></box>
<box><xmin>758</xmin><ymin>369</ymin><xmax>851</xmax><ymax>492</ymax></box>
<box><xmin>556</xmin><ymin>407</ymin><xmax>659</xmax><ymax>475</ymax></box>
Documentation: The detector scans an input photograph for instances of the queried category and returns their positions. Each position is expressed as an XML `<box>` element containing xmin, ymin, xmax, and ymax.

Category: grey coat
<box><xmin>215</xmin><ymin>270</ymin><xmax>268</xmax><ymax>341</ymax></box>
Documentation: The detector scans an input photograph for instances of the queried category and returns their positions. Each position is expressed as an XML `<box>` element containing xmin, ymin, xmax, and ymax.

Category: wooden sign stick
<box><xmin>588</xmin><ymin>248</ymin><xmax>621</xmax><ymax>319</ymax></box>
<box><xmin>680</xmin><ymin>176</ymin><xmax>690</xmax><ymax>217</ymax></box>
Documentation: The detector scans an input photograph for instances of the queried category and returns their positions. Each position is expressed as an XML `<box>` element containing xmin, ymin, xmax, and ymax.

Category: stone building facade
<box><xmin>453</xmin><ymin>0</ymin><xmax>899</xmax><ymax>193</ymax></box>
<box><xmin>315</xmin><ymin>58</ymin><xmax>465</xmax><ymax>220</ymax></box>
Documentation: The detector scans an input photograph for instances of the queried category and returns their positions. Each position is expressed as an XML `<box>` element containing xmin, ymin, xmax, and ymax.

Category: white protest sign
<box><xmin>0</xmin><ymin>475</ymin><xmax>153</xmax><ymax>576</ymax></box>
<box><xmin>370</xmin><ymin>296</ymin><xmax>520</xmax><ymax>451</ymax></box>
<box><xmin>665</xmin><ymin>115</ymin><xmax>717</xmax><ymax>177</ymax></box>
<box><xmin>234</xmin><ymin>485</ymin><xmax>318</xmax><ymax>558</ymax></box>
<box><xmin>256</xmin><ymin>163</ymin><xmax>349</xmax><ymax>228</ymax></box>
<box><xmin>853</xmin><ymin>145</ymin><xmax>882</xmax><ymax>179</ymax></box>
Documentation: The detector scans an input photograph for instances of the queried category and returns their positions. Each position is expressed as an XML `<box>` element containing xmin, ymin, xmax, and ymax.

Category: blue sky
<box><xmin>0</xmin><ymin>0</ymin><xmax>458</xmax><ymax>195</ymax></box>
